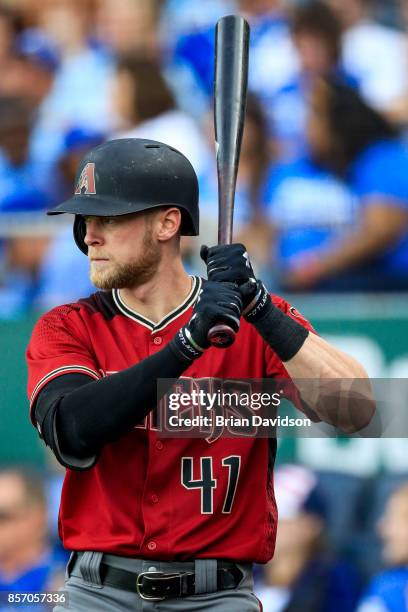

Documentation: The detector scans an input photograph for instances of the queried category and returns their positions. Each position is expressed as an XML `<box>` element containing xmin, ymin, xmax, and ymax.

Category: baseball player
<box><xmin>26</xmin><ymin>138</ymin><xmax>370</xmax><ymax>611</ymax></box>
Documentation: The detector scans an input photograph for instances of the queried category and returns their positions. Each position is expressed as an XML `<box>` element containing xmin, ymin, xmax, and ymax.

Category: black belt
<box><xmin>99</xmin><ymin>563</ymin><xmax>243</xmax><ymax>601</ymax></box>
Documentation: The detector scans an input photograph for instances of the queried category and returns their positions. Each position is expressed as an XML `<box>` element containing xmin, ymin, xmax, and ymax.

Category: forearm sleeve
<box><xmin>245</xmin><ymin>285</ymin><xmax>309</xmax><ymax>362</ymax></box>
<box><xmin>35</xmin><ymin>342</ymin><xmax>191</xmax><ymax>470</ymax></box>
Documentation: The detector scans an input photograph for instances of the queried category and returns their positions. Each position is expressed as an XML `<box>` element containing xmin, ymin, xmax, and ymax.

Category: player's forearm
<box><xmin>245</xmin><ymin>284</ymin><xmax>374</xmax><ymax>433</ymax></box>
<box><xmin>55</xmin><ymin>343</ymin><xmax>192</xmax><ymax>461</ymax></box>
<box><xmin>284</xmin><ymin>333</ymin><xmax>366</xmax><ymax>378</ymax></box>
<box><xmin>284</xmin><ymin>334</ymin><xmax>375</xmax><ymax>433</ymax></box>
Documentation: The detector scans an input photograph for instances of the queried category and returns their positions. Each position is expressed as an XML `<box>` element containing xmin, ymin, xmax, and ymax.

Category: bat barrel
<box><xmin>208</xmin><ymin>15</ymin><xmax>250</xmax><ymax>349</ymax></box>
<box><xmin>214</xmin><ymin>15</ymin><xmax>250</xmax><ymax>245</ymax></box>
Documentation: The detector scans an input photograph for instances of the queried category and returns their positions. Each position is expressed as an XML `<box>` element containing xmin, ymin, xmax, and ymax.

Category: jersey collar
<box><xmin>112</xmin><ymin>276</ymin><xmax>202</xmax><ymax>332</ymax></box>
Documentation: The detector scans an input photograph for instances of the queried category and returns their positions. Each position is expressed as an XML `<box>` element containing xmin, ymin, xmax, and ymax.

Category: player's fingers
<box><xmin>209</xmin><ymin>269</ymin><xmax>252</xmax><ymax>283</ymax></box>
<box><xmin>207</xmin><ymin>269</ymin><xmax>231</xmax><ymax>282</ymax></box>
<box><xmin>217</xmin><ymin>300</ymin><xmax>242</xmax><ymax>316</ymax></box>
<box><xmin>240</xmin><ymin>278</ymin><xmax>257</xmax><ymax>296</ymax></box>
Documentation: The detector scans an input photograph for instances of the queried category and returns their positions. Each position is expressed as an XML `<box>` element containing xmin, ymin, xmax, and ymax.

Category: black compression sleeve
<box><xmin>35</xmin><ymin>342</ymin><xmax>192</xmax><ymax>468</ymax></box>
<box><xmin>245</xmin><ymin>283</ymin><xmax>309</xmax><ymax>362</ymax></box>
<box><xmin>35</xmin><ymin>374</ymin><xmax>98</xmax><ymax>470</ymax></box>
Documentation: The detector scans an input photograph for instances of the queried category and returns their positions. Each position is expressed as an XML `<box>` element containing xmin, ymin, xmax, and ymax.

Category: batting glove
<box><xmin>201</xmin><ymin>243</ymin><xmax>269</xmax><ymax>316</ymax></box>
<box><xmin>170</xmin><ymin>281</ymin><xmax>243</xmax><ymax>361</ymax></box>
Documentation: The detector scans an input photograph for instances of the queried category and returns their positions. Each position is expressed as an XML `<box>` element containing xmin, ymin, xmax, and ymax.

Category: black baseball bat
<box><xmin>208</xmin><ymin>14</ymin><xmax>250</xmax><ymax>348</ymax></box>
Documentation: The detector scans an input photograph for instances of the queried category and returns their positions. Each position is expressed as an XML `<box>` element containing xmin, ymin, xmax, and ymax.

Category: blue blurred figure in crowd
<box><xmin>256</xmin><ymin>464</ymin><xmax>360</xmax><ymax>612</ymax></box>
<box><xmin>326</xmin><ymin>0</ymin><xmax>408</xmax><ymax>114</ymax></box>
<box><xmin>29</xmin><ymin>0</ymin><xmax>114</xmax><ymax>169</ymax></box>
<box><xmin>170</xmin><ymin>0</ymin><xmax>298</xmax><ymax>119</ymax></box>
<box><xmin>0</xmin><ymin>96</ymin><xmax>56</xmax><ymax>211</ymax></box>
<box><xmin>0</xmin><ymin>96</ymin><xmax>58</xmax><ymax>318</ymax></box>
<box><xmin>270</xmin><ymin>1</ymin><xmax>356</xmax><ymax>161</ymax></box>
<box><xmin>160</xmin><ymin>0</ymin><xmax>235</xmax><ymax>44</ymax></box>
<box><xmin>0</xmin><ymin>194</ymin><xmax>57</xmax><ymax>318</ymax></box>
<box><xmin>34</xmin><ymin>127</ymin><xmax>105</xmax><ymax>311</ymax></box>
<box><xmin>0</xmin><ymin>127</ymin><xmax>103</xmax><ymax>317</ymax></box>
<box><xmin>15</xmin><ymin>28</ymin><xmax>59</xmax><ymax>74</ymax></box>
<box><xmin>357</xmin><ymin>483</ymin><xmax>408</xmax><ymax>612</ymax></box>
<box><xmin>0</xmin><ymin>468</ymin><xmax>66</xmax><ymax>592</ymax></box>
<box><xmin>263</xmin><ymin>155</ymin><xmax>357</xmax><ymax>291</ymax></box>
<box><xmin>191</xmin><ymin>93</ymin><xmax>273</xmax><ymax>275</ymax></box>
<box><xmin>264</xmin><ymin>76</ymin><xmax>408</xmax><ymax>291</ymax></box>
<box><xmin>112</xmin><ymin>53</ymin><xmax>209</xmax><ymax>176</ymax></box>
<box><xmin>14</xmin><ymin>27</ymin><xmax>62</xmax><ymax>170</ymax></box>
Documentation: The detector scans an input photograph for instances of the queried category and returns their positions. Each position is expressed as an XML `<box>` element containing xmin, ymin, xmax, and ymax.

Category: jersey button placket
<box><xmin>153</xmin><ymin>336</ymin><xmax>162</xmax><ymax>345</ymax></box>
<box><xmin>147</xmin><ymin>541</ymin><xmax>157</xmax><ymax>551</ymax></box>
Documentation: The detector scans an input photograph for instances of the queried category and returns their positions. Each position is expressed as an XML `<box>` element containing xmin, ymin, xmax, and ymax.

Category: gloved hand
<box><xmin>200</xmin><ymin>243</ymin><xmax>256</xmax><ymax>286</ymax></box>
<box><xmin>200</xmin><ymin>243</ymin><xmax>268</xmax><ymax>319</ymax></box>
<box><xmin>170</xmin><ymin>281</ymin><xmax>243</xmax><ymax>360</ymax></box>
<box><xmin>200</xmin><ymin>245</ymin><xmax>309</xmax><ymax>363</ymax></box>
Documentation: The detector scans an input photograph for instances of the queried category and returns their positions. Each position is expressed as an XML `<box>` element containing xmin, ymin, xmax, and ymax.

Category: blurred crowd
<box><xmin>0</xmin><ymin>0</ymin><xmax>407</xmax><ymax>317</ymax></box>
<box><xmin>0</xmin><ymin>2</ymin><xmax>407</xmax><ymax>610</ymax></box>
<box><xmin>256</xmin><ymin>464</ymin><xmax>408</xmax><ymax>612</ymax></box>
<box><xmin>0</xmin><ymin>463</ymin><xmax>407</xmax><ymax>612</ymax></box>
<box><xmin>0</xmin><ymin>2</ymin><xmax>407</xmax><ymax>609</ymax></box>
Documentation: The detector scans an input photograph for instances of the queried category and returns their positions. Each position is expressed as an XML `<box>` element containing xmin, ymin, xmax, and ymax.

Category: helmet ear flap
<box><xmin>73</xmin><ymin>215</ymin><xmax>88</xmax><ymax>255</ymax></box>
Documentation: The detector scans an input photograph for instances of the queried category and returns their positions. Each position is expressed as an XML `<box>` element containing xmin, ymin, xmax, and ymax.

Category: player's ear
<box><xmin>156</xmin><ymin>207</ymin><xmax>182</xmax><ymax>242</ymax></box>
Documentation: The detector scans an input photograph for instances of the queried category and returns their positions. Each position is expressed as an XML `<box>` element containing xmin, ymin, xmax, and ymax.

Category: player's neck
<box><xmin>119</xmin><ymin>258</ymin><xmax>192</xmax><ymax>324</ymax></box>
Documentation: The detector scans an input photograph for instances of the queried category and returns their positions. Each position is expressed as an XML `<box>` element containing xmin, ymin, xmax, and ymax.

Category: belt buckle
<box><xmin>136</xmin><ymin>571</ymin><xmax>166</xmax><ymax>601</ymax></box>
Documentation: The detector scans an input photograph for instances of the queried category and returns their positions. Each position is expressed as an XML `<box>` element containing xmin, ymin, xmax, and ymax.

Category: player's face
<box><xmin>84</xmin><ymin>212</ymin><xmax>161</xmax><ymax>290</ymax></box>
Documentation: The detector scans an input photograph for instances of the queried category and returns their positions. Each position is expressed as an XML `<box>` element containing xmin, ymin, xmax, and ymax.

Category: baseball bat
<box><xmin>208</xmin><ymin>15</ymin><xmax>250</xmax><ymax>348</ymax></box>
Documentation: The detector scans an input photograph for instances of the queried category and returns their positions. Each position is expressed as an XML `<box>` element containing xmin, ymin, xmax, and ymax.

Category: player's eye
<box><xmin>83</xmin><ymin>216</ymin><xmax>117</xmax><ymax>228</ymax></box>
<box><xmin>83</xmin><ymin>216</ymin><xmax>94</xmax><ymax>228</ymax></box>
<box><xmin>103</xmin><ymin>218</ymin><xmax>116</xmax><ymax>226</ymax></box>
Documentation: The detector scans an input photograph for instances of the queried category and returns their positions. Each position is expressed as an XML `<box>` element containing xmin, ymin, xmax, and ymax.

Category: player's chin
<box><xmin>90</xmin><ymin>267</ymin><xmax>115</xmax><ymax>291</ymax></box>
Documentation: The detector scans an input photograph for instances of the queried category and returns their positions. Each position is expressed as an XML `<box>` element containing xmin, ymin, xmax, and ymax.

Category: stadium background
<box><xmin>0</xmin><ymin>0</ymin><xmax>408</xmax><ymax>609</ymax></box>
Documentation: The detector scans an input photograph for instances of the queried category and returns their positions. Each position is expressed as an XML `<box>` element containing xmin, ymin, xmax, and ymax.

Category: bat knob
<box><xmin>208</xmin><ymin>324</ymin><xmax>236</xmax><ymax>348</ymax></box>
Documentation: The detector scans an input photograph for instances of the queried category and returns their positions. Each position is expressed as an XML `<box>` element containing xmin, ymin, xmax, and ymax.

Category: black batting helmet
<box><xmin>47</xmin><ymin>138</ymin><xmax>199</xmax><ymax>254</ymax></box>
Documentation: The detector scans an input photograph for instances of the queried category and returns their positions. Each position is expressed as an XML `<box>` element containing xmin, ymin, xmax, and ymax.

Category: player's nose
<box><xmin>84</xmin><ymin>218</ymin><xmax>104</xmax><ymax>247</ymax></box>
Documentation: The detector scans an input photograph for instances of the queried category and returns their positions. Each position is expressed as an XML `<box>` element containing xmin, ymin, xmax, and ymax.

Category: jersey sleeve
<box><xmin>26</xmin><ymin>304</ymin><xmax>100</xmax><ymax>425</ymax></box>
<box><xmin>265</xmin><ymin>296</ymin><xmax>319</xmax><ymax>419</ymax></box>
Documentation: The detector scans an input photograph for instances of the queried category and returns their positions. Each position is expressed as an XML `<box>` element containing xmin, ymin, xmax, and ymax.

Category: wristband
<box><xmin>168</xmin><ymin>327</ymin><xmax>204</xmax><ymax>362</ymax></box>
<box><xmin>245</xmin><ymin>284</ymin><xmax>309</xmax><ymax>362</ymax></box>
<box><xmin>243</xmin><ymin>281</ymin><xmax>270</xmax><ymax>320</ymax></box>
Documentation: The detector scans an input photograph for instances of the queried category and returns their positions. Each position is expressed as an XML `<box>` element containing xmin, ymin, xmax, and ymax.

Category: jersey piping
<box><xmin>112</xmin><ymin>276</ymin><xmax>202</xmax><ymax>332</ymax></box>
<box><xmin>29</xmin><ymin>365</ymin><xmax>100</xmax><ymax>407</ymax></box>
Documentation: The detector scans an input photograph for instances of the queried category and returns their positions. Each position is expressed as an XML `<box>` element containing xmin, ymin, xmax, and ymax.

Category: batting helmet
<box><xmin>47</xmin><ymin>138</ymin><xmax>199</xmax><ymax>254</ymax></box>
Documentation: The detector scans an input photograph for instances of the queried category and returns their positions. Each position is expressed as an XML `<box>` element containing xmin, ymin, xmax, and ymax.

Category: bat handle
<box><xmin>208</xmin><ymin>324</ymin><xmax>236</xmax><ymax>348</ymax></box>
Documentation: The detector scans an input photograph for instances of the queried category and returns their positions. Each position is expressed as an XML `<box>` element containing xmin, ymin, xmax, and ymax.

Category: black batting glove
<box><xmin>241</xmin><ymin>279</ymin><xmax>272</xmax><ymax>321</ymax></box>
<box><xmin>199</xmin><ymin>246</ymin><xmax>309</xmax><ymax>362</ymax></box>
<box><xmin>200</xmin><ymin>243</ymin><xmax>267</xmax><ymax>318</ymax></box>
<box><xmin>200</xmin><ymin>243</ymin><xmax>258</xmax><ymax>308</ymax></box>
<box><xmin>201</xmin><ymin>243</ymin><xmax>255</xmax><ymax>285</ymax></box>
<box><xmin>170</xmin><ymin>281</ymin><xmax>243</xmax><ymax>361</ymax></box>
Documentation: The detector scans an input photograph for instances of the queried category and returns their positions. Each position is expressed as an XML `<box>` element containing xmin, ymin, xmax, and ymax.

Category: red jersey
<box><xmin>26</xmin><ymin>276</ymin><xmax>313</xmax><ymax>563</ymax></box>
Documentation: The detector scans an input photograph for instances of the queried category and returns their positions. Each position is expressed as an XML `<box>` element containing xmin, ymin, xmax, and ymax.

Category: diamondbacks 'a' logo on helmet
<box><xmin>75</xmin><ymin>162</ymin><xmax>96</xmax><ymax>195</ymax></box>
